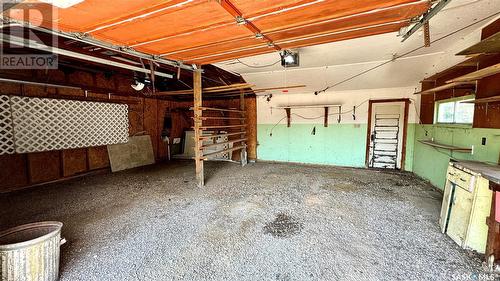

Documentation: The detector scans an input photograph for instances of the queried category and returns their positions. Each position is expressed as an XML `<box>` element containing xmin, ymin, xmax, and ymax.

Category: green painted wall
<box><xmin>257</xmin><ymin>123</ymin><xmax>417</xmax><ymax>170</ymax></box>
<box><xmin>405</xmin><ymin>123</ymin><xmax>416</xmax><ymax>172</ymax></box>
<box><xmin>412</xmin><ymin>125</ymin><xmax>500</xmax><ymax>190</ymax></box>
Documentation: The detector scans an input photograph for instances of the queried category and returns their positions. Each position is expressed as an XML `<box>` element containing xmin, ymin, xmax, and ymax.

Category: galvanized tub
<box><xmin>0</xmin><ymin>222</ymin><xmax>65</xmax><ymax>281</ymax></box>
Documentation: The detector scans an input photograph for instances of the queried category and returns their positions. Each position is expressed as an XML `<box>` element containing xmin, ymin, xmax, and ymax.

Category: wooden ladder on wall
<box><xmin>192</xmin><ymin>68</ymin><xmax>248</xmax><ymax>187</ymax></box>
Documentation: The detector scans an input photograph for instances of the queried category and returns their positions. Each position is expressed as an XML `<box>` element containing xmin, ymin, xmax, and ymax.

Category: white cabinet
<box><xmin>440</xmin><ymin>162</ymin><xmax>492</xmax><ymax>253</ymax></box>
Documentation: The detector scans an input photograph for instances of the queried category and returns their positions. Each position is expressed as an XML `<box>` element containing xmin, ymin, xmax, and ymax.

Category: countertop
<box><xmin>451</xmin><ymin>160</ymin><xmax>500</xmax><ymax>185</ymax></box>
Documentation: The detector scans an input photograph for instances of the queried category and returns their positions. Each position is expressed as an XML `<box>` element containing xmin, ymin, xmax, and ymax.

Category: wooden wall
<box><xmin>0</xmin><ymin>69</ymin><xmax>257</xmax><ymax>193</ymax></box>
<box><xmin>419</xmin><ymin>19</ymin><xmax>500</xmax><ymax>128</ymax></box>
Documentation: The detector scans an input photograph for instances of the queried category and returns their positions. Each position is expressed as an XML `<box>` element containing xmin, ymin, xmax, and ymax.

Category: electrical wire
<box><xmin>269</xmin><ymin>116</ymin><xmax>287</xmax><ymax>136</ymax></box>
<box><xmin>409</xmin><ymin>97</ymin><xmax>430</xmax><ymax>136</ymax></box>
<box><xmin>315</xmin><ymin>11</ymin><xmax>500</xmax><ymax>94</ymax></box>
<box><xmin>236</xmin><ymin>58</ymin><xmax>281</xmax><ymax>68</ymax></box>
<box><xmin>268</xmin><ymin>99</ymin><xmax>371</xmax><ymax>135</ymax></box>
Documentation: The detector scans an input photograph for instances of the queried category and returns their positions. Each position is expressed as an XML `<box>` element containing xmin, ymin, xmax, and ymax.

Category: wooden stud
<box><xmin>193</xmin><ymin>67</ymin><xmax>204</xmax><ymax>188</ymax></box>
<box><xmin>240</xmin><ymin>89</ymin><xmax>247</xmax><ymax>166</ymax></box>
<box><xmin>365</xmin><ymin>100</ymin><xmax>373</xmax><ymax>168</ymax></box>
<box><xmin>324</xmin><ymin>107</ymin><xmax>329</xmax><ymax>127</ymax></box>
<box><xmin>285</xmin><ymin>107</ymin><xmax>291</xmax><ymax>127</ymax></box>
<box><xmin>400</xmin><ymin>99</ymin><xmax>410</xmax><ymax>170</ymax></box>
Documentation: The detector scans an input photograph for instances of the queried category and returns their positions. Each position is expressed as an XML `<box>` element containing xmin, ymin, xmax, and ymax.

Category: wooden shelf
<box><xmin>415</xmin><ymin>82</ymin><xmax>476</xmax><ymax>95</ymax></box>
<box><xmin>463</xmin><ymin>95</ymin><xmax>500</xmax><ymax>104</ymax></box>
<box><xmin>457</xmin><ymin>31</ymin><xmax>500</xmax><ymax>56</ymax></box>
<box><xmin>192</xmin><ymin>116</ymin><xmax>246</xmax><ymax>121</ymax></box>
<box><xmin>201</xmin><ymin>138</ymin><xmax>247</xmax><ymax>149</ymax></box>
<box><xmin>196</xmin><ymin>124</ymin><xmax>246</xmax><ymax>130</ymax></box>
<box><xmin>157</xmin><ymin>83</ymin><xmax>252</xmax><ymax>96</ymax></box>
<box><xmin>191</xmin><ymin>106</ymin><xmax>245</xmax><ymax>113</ymax></box>
<box><xmin>203</xmin><ymin>145</ymin><xmax>246</xmax><ymax>159</ymax></box>
<box><xmin>273</xmin><ymin>104</ymin><xmax>341</xmax><ymax>109</ymax></box>
<box><xmin>447</xmin><ymin>62</ymin><xmax>500</xmax><ymax>83</ymax></box>
<box><xmin>418</xmin><ymin>140</ymin><xmax>472</xmax><ymax>153</ymax></box>
<box><xmin>198</xmin><ymin>132</ymin><xmax>246</xmax><ymax>140</ymax></box>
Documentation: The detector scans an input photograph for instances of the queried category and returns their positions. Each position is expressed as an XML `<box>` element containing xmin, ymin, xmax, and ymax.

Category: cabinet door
<box><xmin>447</xmin><ymin>187</ymin><xmax>474</xmax><ymax>247</ymax></box>
<box><xmin>440</xmin><ymin>180</ymin><xmax>454</xmax><ymax>233</ymax></box>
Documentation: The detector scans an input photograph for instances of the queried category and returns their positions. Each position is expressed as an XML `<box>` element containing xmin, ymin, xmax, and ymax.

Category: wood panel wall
<box><xmin>419</xmin><ymin>20</ymin><xmax>500</xmax><ymax>128</ymax></box>
<box><xmin>0</xmin><ymin>69</ymin><xmax>257</xmax><ymax>193</ymax></box>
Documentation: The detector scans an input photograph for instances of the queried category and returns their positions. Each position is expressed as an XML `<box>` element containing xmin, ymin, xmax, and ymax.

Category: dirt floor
<box><xmin>0</xmin><ymin>161</ymin><xmax>494</xmax><ymax>280</ymax></box>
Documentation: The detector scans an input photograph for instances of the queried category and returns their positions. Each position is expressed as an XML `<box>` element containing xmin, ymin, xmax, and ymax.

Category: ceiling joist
<box><xmin>7</xmin><ymin>0</ymin><xmax>431</xmax><ymax>65</ymax></box>
<box><xmin>217</xmin><ymin>0</ymin><xmax>281</xmax><ymax>51</ymax></box>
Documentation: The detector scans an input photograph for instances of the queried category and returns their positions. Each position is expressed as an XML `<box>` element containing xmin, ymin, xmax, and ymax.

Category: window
<box><xmin>435</xmin><ymin>97</ymin><xmax>474</xmax><ymax>124</ymax></box>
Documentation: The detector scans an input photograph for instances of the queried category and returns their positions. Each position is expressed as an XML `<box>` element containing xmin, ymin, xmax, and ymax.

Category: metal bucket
<box><xmin>0</xmin><ymin>221</ymin><xmax>65</xmax><ymax>281</ymax></box>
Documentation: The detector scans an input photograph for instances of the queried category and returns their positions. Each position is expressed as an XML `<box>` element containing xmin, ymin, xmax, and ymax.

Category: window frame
<box><xmin>434</xmin><ymin>95</ymin><xmax>475</xmax><ymax>125</ymax></box>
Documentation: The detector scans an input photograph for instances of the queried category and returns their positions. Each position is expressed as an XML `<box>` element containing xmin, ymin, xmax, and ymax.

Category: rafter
<box><xmin>188</xmin><ymin>20</ymin><xmax>408</xmax><ymax>63</ymax></box>
<box><xmin>216</xmin><ymin>0</ymin><xmax>281</xmax><ymax>51</ymax></box>
<box><xmin>152</xmin><ymin>0</ymin><xmax>429</xmax><ymax>61</ymax></box>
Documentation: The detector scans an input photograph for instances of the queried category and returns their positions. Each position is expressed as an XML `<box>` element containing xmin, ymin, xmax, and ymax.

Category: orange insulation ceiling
<box><xmin>7</xmin><ymin>0</ymin><xmax>430</xmax><ymax>65</ymax></box>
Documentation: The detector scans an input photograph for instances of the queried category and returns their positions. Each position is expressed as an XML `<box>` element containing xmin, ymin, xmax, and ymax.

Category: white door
<box><xmin>368</xmin><ymin>102</ymin><xmax>405</xmax><ymax>169</ymax></box>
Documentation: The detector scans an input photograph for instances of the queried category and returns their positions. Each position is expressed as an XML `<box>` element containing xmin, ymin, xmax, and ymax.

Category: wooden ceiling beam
<box><xmin>158</xmin><ymin>1</ymin><xmax>428</xmax><ymax>61</ymax></box>
<box><xmin>156</xmin><ymin>85</ymin><xmax>306</xmax><ymax>96</ymax></box>
<box><xmin>157</xmin><ymin>83</ymin><xmax>253</xmax><ymax>95</ymax></box>
<box><xmin>132</xmin><ymin>0</ymin><xmax>332</xmax><ymax>50</ymax></box>
<box><xmin>192</xmin><ymin>21</ymin><xmax>406</xmax><ymax>64</ymax></box>
<box><xmin>135</xmin><ymin>0</ymin><xmax>329</xmax><ymax>52</ymax></box>
<box><xmin>84</xmin><ymin>0</ymin><xmax>198</xmax><ymax>34</ymax></box>
<box><xmin>193</xmin><ymin>24</ymin><xmax>403</xmax><ymax>65</ymax></box>
<box><xmin>10</xmin><ymin>0</ymin><xmax>431</xmax><ymax>68</ymax></box>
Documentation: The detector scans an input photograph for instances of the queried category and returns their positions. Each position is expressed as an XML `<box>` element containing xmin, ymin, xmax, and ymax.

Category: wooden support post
<box><xmin>285</xmin><ymin>108</ymin><xmax>291</xmax><ymax>127</ymax></box>
<box><xmin>193</xmin><ymin>68</ymin><xmax>204</xmax><ymax>187</ymax></box>
<box><xmin>240</xmin><ymin>89</ymin><xmax>247</xmax><ymax>166</ymax></box>
<box><xmin>324</xmin><ymin>107</ymin><xmax>329</xmax><ymax>127</ymax></box>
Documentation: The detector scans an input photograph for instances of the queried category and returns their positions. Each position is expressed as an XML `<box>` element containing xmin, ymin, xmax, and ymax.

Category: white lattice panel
<box><xmin>0</xmin><ymin>95</ymin><xmax>15</xmax><ymax>155</ymax></box>
<box><xmin>11</xmin><ymin>96</ymin><xmax>129</xmax><ymax>153</ymax></box>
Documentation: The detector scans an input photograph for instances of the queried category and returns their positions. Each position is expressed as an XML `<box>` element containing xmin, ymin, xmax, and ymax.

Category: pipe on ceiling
<box><xmin>3</xmin><ymin>20</ymin><xmax>193</xmax><ymax>71</ymax></box>
<box><xmin>2</xmin><ymin>34</ymin><xmax>174</xmax><ymax>78</ymax></box>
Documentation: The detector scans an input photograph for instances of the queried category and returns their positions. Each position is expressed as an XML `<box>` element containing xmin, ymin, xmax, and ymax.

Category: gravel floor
<box><xmin>0</xmin><ymin>161</ymin><xmax>494</xmax><ymax>280</ymax></box>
